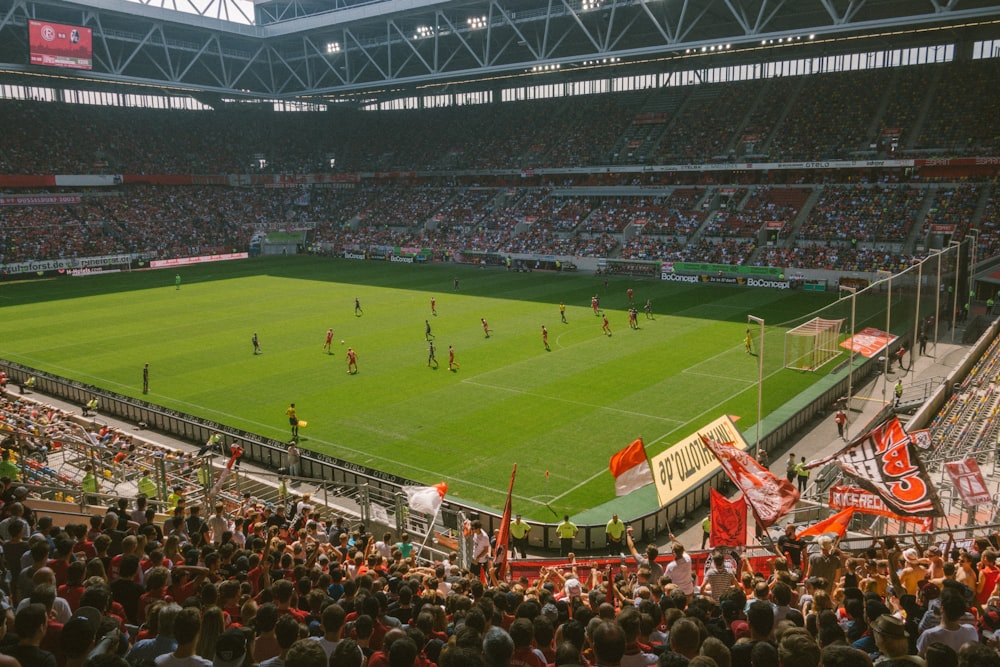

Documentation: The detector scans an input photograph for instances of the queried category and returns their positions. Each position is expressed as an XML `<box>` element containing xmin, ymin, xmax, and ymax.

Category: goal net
<box><xmin>784</xmin><ymin>317</ymin><xmax>844</xmax><ymax>371</ymax></box>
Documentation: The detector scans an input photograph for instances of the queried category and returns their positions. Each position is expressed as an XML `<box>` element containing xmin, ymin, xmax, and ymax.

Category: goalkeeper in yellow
<box><xmin>745</xmin><ymin>329</ymin><xmax>753</xmax><ymax>354</ymax></box>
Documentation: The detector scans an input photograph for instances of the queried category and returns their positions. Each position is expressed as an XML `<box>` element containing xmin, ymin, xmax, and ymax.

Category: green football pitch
<box><xmin>0</xmin><ymin>257</ymin><xmax>838</xmax><ymax>519</ymax></box>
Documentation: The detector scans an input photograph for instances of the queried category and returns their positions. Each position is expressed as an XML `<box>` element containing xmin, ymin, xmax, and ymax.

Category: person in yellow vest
<box><xmin>198</xmin><ymin>432</ymin><xmax>222</xmax><ymax>457</ymax></box>
<box><xmin>606</xmin><ymin>513</ymin><xmax>626</xmax><ymax>555</ymax></box>
<box><xmin>197</xmin><ymin>462</ymin><xmax>212</xmax><ymax>489</ymax></box>
<box><xmin>556</xmin><ymin>515</ymin><xmax>578</xmax><ymax>557</ymax></box>
<box><xmin>701</xmin><ymin>516</ymin><xmax>712</xmax><ymax>550</ymax></box>
<box><xmin>509</xmin><ymin>514</ymin><xmax>531</xmax><ymax>560</ymax></box>
<box><xmin>277</xmin><ymin>475</ymin><xmax>288</xmax><ymax>505</ymax></box>
<box><xmin>795</xmin><ymin>456</ymin><xmax>810</xmax><ymax>493</ymax></box>
<box><xmin>0</xmin><ymin>450</ymin><xmax>19</xmax><ymax>481</ymax></box>
<box><xmin>137</xmin><ymin>470</ymin><xmax>157</xmax><ymax>499</ymax></box>
<box><xmin>167</xmin><ymin>485</ymin><xmax>184</xmax><ymax>510</ymax></box>
<box><xmin>81</xmin><ymin>464</ymin><xmax>99</xmax><ymax>505</ymax></box>
<box><xmin>82</xmin><ymin>397</ymin><xmax>98</xmax><ymax>417</ymax></box>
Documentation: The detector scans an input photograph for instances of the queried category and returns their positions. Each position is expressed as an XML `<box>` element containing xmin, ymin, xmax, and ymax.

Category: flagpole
<box><xmin>415</xmin><ymin>506</ymin><xmax>443</xmax><ymax>559</ymax></box>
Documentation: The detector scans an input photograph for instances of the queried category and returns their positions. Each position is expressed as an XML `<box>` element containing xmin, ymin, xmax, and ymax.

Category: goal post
<box><xmin>784</xmin><ymin>317</ymin><xmax>844</xmax><ymax>371</ymax></box>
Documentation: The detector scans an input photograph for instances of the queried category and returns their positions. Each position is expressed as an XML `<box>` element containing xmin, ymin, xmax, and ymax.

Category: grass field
<box><xmin>0</xmin><ymin>257</ymin><xmax>840</xmax><ymax>519</ymax></box>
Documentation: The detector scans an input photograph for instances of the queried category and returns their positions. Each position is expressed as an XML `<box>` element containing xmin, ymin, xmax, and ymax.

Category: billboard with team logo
<box><xmin>28</xmin><ymin>20</ymin><xmax>92</xmax><ymax>70</ymax></box>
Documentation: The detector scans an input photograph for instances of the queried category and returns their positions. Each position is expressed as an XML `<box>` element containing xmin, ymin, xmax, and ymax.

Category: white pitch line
<box><xmin>682</xmin><ymin>369</ymin><xmax>756</xmax><ymax>382</ymax></box>
<box><xmin>460</xmin><ymin>379</ymin><xmax>684</xmax><ymax>423</ymax></box>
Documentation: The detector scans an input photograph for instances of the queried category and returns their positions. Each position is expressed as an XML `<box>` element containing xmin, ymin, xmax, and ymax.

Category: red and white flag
<box><xmin>609</xmin><ymin>438</ymin><xmax>653</xmax><ymax>496</ymax></box>
<box><xmin>709</xmin><ymin>488</ymin><xmax>747</xmax><ymax>547</ymax></box>
<box><xmin>796</xmin><ymin>508</ymin><xmax>854</xmax><ymax>539</ymax></box>
<box><xmin>403</xmin><ymin>482</ymin><xmax>448</xmax><ymax>514</ymax></box>
<box><xmin>944</xmin><ymin>458</ymin><xmax>992</xmax><ymax>507</ymax></box>
<box><xmin>700</xmin><ymin>432</ymin><xmax>799</xmax><ymax>527</ymax></box>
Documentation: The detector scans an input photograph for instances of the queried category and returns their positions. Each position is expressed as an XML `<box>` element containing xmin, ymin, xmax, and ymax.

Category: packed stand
<box><xmin>0</xmin><ymin>185</ymin><xmax>317</xmax><ymax>264</ymax></box>
<box><xmin>0</xmin><ymin>468</ymin><xmax>997</xmax><ymax>667</ymax></box>
<box><xmin>797</xmin><ymin>185</ymin><xmax>926</xmax><ymax>243</ymax></box>
<box><xmin>767</xmin><ymin>70</ymin><xmax>886</xmax><ymax>161</ymax></box>
<box><xmin>876</xmin><ymin>66</ymin><xmax>933</xmax><ymax>156</ymax></box>
<box><xmin>701</xmin><ymin>187</ymin><xmax>809</xmax><ymax>239</ymax></box>
<box><xmin>656</xmin><ymin>80</ymin><xmax>765</xmax><ymax>163</ymax></box>
<box><xmin>918</xmin><ymin>185</ymin><xmax>983</xmax><ymax>240</ymax></box>
<box><xmin>915</xmin><ymin>60</ymin><xmax>1000</xmax><ymax>155</ymax></box>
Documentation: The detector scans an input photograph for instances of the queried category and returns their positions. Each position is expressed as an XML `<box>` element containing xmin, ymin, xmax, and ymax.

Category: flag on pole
<box><xmin>804</xmin><ymin>416</ymin><xmax>941</xmax><ymax>517</ymax></box>
<box><xmin>609</xmin><ymin>438</ymin><xmax>653</xmax><ymax>496</ymax></box>
<box><xmin>699</xmin><ymin>432</ymin><xmax>799</xmax><ymax>527</ymax></box>
<box><xmin>209</xmin><ymin>445</ymin><xmax>243</xmax><ymax>498</ymax></box>
<box><xmin>493</xmin><ymin>464</ymin><xmax>517</xmax><ymax>581</ymax></box>
<box><xmin>403</xmin><ymin>483</ymin><xmax>448</xmax><ymax>514</ymax></box>
<box><xmin>709</xmin><ymin>488</ymin><xmax>747</xmax><ymax>547</ymax></box>
<box><xmin>795</xmin><ymin>508</ymin><xmax>855</xmax><ymax>539</ymax></box>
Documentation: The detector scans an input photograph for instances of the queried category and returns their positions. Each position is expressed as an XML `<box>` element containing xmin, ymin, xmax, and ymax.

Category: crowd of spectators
<box><xmin>755</xmin><ymin>243</ymin><xmax>913</xmax><ymax>273</ymax></box>
<box><xmin>916</xmin><ymin>60</ymin><xmax>1000</xmax><ymax>155</ymax></box>
<box><xmin>767</xmin><ymin>70</ymin><xmax>885</xmax><ymax>162</ymax></box>
<box><xmin>797</xmin><ymin>185</ymin><xmax>925</xmax><ymax>243</ymax></box>
<box><xmin>1</xmin><ymin>180</ymin><xmax>997</xmax><ymax>272</ymax></box>
<box><xmin>4</xmin><ymin>401</ymin><xmax>1000</xmax><ymax>667</ymax></box>
<box><xmin>656</xmin><ymin>81</ymin><xmax>762</xmax><ymax>163</ymax></box>
<box><xmin>918</xmin><ymin>185</ymin><xmax>983</xmax><ymax>240</ymax></box>
<box><xmin>700</xmin><ymin>187</ymin><xmax>813</xmax><ymax>240</ymax></box>
<box><xmin>1</xmin><ymin>58</ymin><xmax>999</xmax><ymax>176</ymax></box>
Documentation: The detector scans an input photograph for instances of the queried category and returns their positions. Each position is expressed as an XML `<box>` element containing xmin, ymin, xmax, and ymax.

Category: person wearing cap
<box><xmin>156</xmin><ymin>607</ymin><xmax>212</xmax><ymax>667</ymax></box>
<box><xmin>807</xmin><ymin>535</ymin><xmax>841</xmax><ymax>584</ymax></box>
<box><xmin>509</xmin><ymin>515</ymin><xmax>531</xmax><ymax>560</ymax></box>
<box><xmin>898</xmin><ymin>548</ymin><xmax>928</xmax><ymax>597</ymax></box>
<box><xmin>212</xmin><ymin>628</ymin><xmax>247</xmax><ymax>667</ymax></box>
<box><xmin>60</xmin><ymin>609</ymin><xmax>98</xmax><ymax>667</ymax></box>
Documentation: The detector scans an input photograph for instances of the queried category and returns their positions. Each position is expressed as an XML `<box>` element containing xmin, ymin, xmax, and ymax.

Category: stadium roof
<box><xmin>0</xmin><ymin>0</ymin><xmax>998</xmax><ymax>103</ymax></box>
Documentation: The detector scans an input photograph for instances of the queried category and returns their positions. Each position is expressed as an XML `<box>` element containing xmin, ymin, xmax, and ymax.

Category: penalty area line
<box><xmin>460</xmin><ymin>379</ymin><xmax>683</xmax><ymax>423</ymax></box>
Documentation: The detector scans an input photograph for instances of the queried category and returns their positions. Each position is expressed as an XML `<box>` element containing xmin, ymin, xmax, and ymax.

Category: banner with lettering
<box><xmin>944</xmin><ymin>458</ymin><xmax>992</xmax><ymax>507</ymax></box>
<box><xmin>650</xmin><ymin>415</ymin><xmax>747</xmax><ymax>508</ymax></box>
<box><xmin>828</xmin><ymin>485</ymin><xmax>933</xmax><ymax>531</ymax></box>
<box><xmin>807</xmin><ymin>416</ymin><xmax>941</xmax><ymax>517</ymax></box>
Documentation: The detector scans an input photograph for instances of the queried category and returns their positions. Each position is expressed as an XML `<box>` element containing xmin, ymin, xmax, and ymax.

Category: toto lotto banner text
<box><xmin>650</xmin><ymin>415</ymin><xmax>746</xmax><ymax>507</ymax></box>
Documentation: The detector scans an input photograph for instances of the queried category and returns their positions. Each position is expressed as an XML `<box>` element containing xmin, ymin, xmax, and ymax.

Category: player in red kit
<box><xmin>602</xmin><ymin>314</ymin><xmax>612</xmax><ymax>336</ymax></box>
<box><xmin>627</xmin><ymin>288</ymin><xmax>634</xmax><ymax>304</ymax></box>
<box><xmin>346</xmin><ymin>348</ymin><xmax>358</xmax><ymax>374</ymax></box>
<box><xmin>324</xmin><ymin>328</ymin><xmax>334</xmax><ymax>353</ymax></box>
<box><xmin>448</xmin><ymin>345</ymin><xmax>459</xmax><ymax>371</ymax></box>
<box><xmin>431</xmin><ymin>297</ymin><xmax>437</xmax><ymax>316</ymax></box>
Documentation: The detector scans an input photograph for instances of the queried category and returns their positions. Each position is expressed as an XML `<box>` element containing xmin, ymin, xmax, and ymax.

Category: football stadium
<box><xmin>2</xmin><ymin>0</ymin><xmax>1000</xmax><ymax>661</ymax></box>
